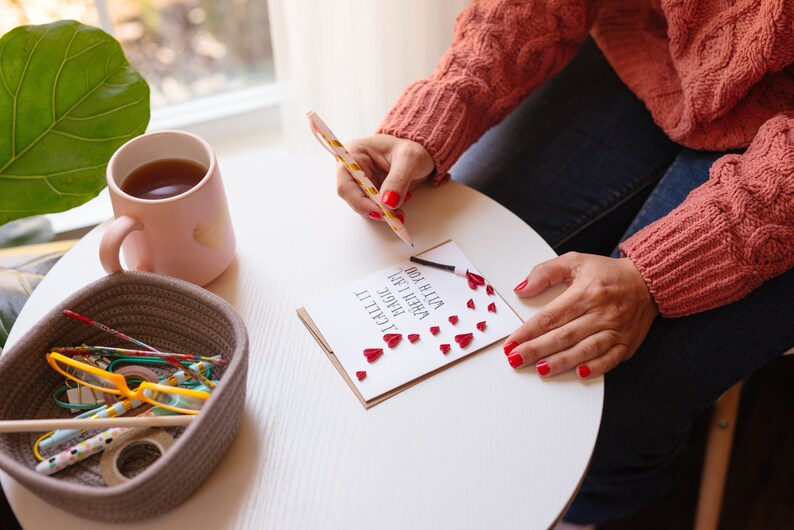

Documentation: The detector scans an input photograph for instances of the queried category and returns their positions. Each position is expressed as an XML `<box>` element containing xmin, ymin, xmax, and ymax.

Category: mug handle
<box><xmin>99</xmin><ymin>215</ymin><xmax>143</xmax><ymax>273</ymax></box>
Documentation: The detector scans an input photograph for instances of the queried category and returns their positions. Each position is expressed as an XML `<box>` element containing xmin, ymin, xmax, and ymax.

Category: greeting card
<box><xmin>297</xmin><ymin>241</ymin><xmax>523</xmax><ymax>408</ymax></box>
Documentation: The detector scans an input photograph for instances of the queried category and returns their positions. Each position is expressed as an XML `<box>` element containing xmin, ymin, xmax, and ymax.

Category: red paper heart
<box><xmin>455</xmin><ymin>333</ymin><xmax>473</xmax><ymax>348</ymax></box>
<box><xmin>467</xmin><ymin>276</ymin><xmax>478</xmax><ymax>290</ymax></box>
<box><xmin>439</xmin><ymin>343</ymin><xmax>451</xmax><ymax>354</ymax></box>
<box><xmin>476</xmin><ymin>321</ymin><xmax>487</xmax><ymax>331</ymax></box>
<box><xmin>363</xmin><ymin>348</ymin><xmax>384</xmax><ymax>363</ymax></box>
<box><xmin>383</xmin><ymin>333</ymin><xmax>402</xmax><ymax>348</ymax></box>
<box><xmin>486</xmin><ymin>284</ymin><xmax>494</xmax><ymax>296</ymax></box>
<box><xmin>487</xmin><ymin>302</ymin><xmax>497</xmax><ymax>313</ymax></box>
<box><xmin>448</xmin><ymin>315</ymin><xmax>459</xmax><ymax>325</ymax></box>
<box><xmin>407</xmin><ymin>333</ymin><xmax>420</xmax><ymax>343</ymax></box>
<box><xmin>430</xmin><ymin>326</ymin><xmax>440</xmax><ymax>335</ymax></box>
<box><xmin>356</xmin><ymin>371</ymin><xmax>367</xmax><ymax>381</ymax></box>
<box><xmin>467</xmin><ymin>271</ymin><xmax>485</xmax><ymax>286</ymax></box>
<box><xmin>466</xmin><ymin>299</ymin><xmax>475</xmax><ymax>309</ymax></box>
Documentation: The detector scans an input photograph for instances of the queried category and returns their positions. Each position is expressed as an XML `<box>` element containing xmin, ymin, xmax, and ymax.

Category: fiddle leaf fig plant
<box><xmin>0</xmin><ymin>20</ymin><xmax>150</xmax><ymax>226</ymax></box>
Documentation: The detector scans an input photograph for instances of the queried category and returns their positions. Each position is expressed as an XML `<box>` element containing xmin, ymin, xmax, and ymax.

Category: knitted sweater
<box><xmin>378</xmin><ymin>0</ymin><xmax>794</xmax><ymax>317</ymax></box>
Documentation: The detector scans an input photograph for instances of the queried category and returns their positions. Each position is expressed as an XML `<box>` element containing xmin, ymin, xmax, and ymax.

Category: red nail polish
<box><xmin>382</xmin><ymin>191</ymin><xmax>400</xmax><ymax>208</ymax></box>
<box><xmin>368</xmin><ymin>211</ymin><xmax>381</xmax><ymax>220</ymax></box>
<box><xmin>396</xmin><ymin>212</ymin><xmax>405</xmax><ymax>224</ymax></box>
<box><xmin>536</xmin><ymin>361</ymin><xmax>550</xmax><ymax>376</ymax></box>
<box><xmin>405</xmin><ymin>191</ymin><xmax>413</xmax><ymax>202</ymax></box>
<box><xmin>503</xmin><ymin>341</ymin><xmax>519</xmax><ymax>356</ymax></box>
<box><xmin>508</xmin><ymin>353</ymin><xmax>523</xmax><ymax>368</ymax></box>
<box><xmin>577</xmin><ymin>365</ymin><xmax>591</xmax><ymax>378</ymax></box>
<box><xmin>514</xmin><ymin>279</ymin><xmax>528</xmax><ymax>291</ymax></box>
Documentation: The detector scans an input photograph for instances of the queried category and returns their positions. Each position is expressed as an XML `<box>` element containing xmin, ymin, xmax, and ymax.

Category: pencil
<box><xmin>307</xmin><ymin>110</ymin><xmax>414</xmax><ymax>247</ymax></box>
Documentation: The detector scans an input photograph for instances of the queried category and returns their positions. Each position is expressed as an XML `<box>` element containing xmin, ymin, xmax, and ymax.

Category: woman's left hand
<box><xmin>504</xmin><ymin>252</ymin><xmax>659</xmax><ymax>378</ymax></box>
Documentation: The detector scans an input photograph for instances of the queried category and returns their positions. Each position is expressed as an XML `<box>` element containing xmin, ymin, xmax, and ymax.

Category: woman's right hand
<box><xmin>335</xmin><ymin>134</ymin><xmax>435</xmax><ymax>221</ymax></box>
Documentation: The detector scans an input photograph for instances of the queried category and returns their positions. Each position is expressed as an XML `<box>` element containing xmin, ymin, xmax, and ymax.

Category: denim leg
<box><xmin>451</xmin><ymin>38</ymin><xmax>682</xmax><ymax>255</ymax></box>
<box><xmin>609</xmin><ymin>149</ymin><xmax>731</xmax><ymax>257</ymax></box>
<box><xmin>566</xmin><ymin>149</ymin><xmax>794</xmax><ymax>524</ymax></box>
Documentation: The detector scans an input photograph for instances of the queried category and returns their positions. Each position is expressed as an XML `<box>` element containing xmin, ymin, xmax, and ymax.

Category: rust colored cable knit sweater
<box><xmin>378</xmin><ymin>0</ymin><xmax>794</xmax><ymax>317</ymax></box>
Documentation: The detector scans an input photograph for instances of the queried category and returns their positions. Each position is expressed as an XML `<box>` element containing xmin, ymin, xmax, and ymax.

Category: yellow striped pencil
<box><xmin>307</xmin><ymin>110</ymin><xmax>413</xmax><ymax>247</ymax></box>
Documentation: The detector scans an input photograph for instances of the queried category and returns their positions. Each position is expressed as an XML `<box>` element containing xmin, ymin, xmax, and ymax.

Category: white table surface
<box><xmin>3</xmin><ymin>152</ymin><xmax>603</xmax><ymax>530</ymax></box>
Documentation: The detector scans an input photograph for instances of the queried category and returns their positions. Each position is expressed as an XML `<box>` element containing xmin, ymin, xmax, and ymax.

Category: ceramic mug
<box><xmin>99</xmin><ymin>130</ymin><xmax>235</xmax><ymax>286</ymax></box>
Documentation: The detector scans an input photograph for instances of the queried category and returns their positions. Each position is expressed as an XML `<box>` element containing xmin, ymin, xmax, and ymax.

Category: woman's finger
<box><xmin>509</xmin><ymin>313</ymin><xmax>604</xmax><ymax>365</ymax></box>
<box><xmin>514</xmin><ymin>253</ymin><xmax>581</xmax><ymax>297</ymax></box>
<box><xmin>508</xmin><ymin>330</ymin><xmax>620</xmax><ymax>374</ymax></box>
<box><xmin>575</xmin><ymin>343</ymin><xmax>629</xmax><ymax>379</ymax></box>
<box><xmin>336</xmin><ymin>160</ymin><xmax>381</xmax><ymax>218</ymax></box>
<box><xmin>378</xmin><ymin>141</ymin><xmax>434</xmax><ymax>210</ymax></box>
<box><xmin>502</xmin><ymin>286</ymin><xmax>587</xmax><ymax>355</ymax></box>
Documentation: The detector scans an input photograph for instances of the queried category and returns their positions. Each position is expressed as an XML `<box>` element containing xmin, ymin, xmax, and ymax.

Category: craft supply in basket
<box><xmin>0</xmin><ymin>271</ymin><xmax>249</xmax><ymax>523</ymax></box>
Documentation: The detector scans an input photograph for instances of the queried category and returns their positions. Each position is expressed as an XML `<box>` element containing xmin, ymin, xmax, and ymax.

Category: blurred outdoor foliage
<box><xmin>0</xmin><ymin>0</ymin><xmax>274</xmax><ymax>107</ymax></box>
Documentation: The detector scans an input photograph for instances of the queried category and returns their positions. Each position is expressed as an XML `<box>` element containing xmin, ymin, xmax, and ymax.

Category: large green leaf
<box><xmin>0</xmin><ymin>20</ymin><xmax>149</xmax><ymax>225</ymax></box>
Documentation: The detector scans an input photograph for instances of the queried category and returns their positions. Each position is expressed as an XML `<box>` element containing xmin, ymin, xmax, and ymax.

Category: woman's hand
<box><xmin>504</xmin><ymin>252</ymin><xmax>659</xmax><ymax>378</ymax></box>
<box><xmin>335</xmin><ymin>135</ymin><xmax>434</xmax><ymax>221</ymax></box>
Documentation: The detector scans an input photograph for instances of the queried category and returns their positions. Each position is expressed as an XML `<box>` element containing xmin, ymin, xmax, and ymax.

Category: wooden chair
<box><xmin>693</xmin><ymin>348</ymin><xmax>794</xmax><ymax>530</ymax></box>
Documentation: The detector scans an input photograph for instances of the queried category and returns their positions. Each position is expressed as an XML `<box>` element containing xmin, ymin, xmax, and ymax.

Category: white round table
<box><xmin>2</xmin><ymin>152</ymin><xmax>603</xmax><ymax>530</ymax></box>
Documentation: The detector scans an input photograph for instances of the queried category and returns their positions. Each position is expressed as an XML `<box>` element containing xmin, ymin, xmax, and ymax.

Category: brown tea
<box><xmin>121</xmin><ymin>158</ymin><xmax>207</xmax><ymax>200</ymax></box>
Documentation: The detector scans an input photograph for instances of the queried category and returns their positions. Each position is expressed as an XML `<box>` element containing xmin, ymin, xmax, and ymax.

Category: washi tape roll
<box><xmin>102</xmin><ymin>364</ymin><xmax>160</xmax><ymax>409</ymax></box>
<box><xmin>99</xmin><ymin>427</ymin><xmax>174</xmax><ymax>486</ymax></box>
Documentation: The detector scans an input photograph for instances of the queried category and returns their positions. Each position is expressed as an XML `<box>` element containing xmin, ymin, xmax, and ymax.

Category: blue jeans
<box><xmin>453</xmin><ymin>38</ymin><xmax>794</xmax><ymax>525</ymax></box>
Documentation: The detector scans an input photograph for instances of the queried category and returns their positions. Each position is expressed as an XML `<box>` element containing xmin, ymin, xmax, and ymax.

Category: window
<box><xmin>0</xmin><ymin>0</ymin><xmax>275</xmax><ymax>109</ymax></box>
<box><xmin>0</xmin><ymin>0</ymin><xmax>281</xmax><ymax>233</ymax></box>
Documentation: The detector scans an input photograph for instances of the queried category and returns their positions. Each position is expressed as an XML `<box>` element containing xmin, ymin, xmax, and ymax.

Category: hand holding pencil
<box><xmin>307</xmin><ymin>112</ymin><xmax>435</xmax><ymax>246</ymax></box>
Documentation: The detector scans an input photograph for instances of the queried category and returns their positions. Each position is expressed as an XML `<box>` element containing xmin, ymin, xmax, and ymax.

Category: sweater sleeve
<box><xmin>620</xmin><ymin>113</ymin><xmax>794</xmax><ymax>317</ymax></box>
<box><xmin>377</xmin><ymin>0</ymin><xmax>598</xmax><ymax>183</ymax></box>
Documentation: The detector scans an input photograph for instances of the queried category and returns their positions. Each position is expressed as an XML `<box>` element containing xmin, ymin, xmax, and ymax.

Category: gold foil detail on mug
<box><xmin>193</xmin><ymin>202</ymin><xmax>227</xmax><ymax>250</ymax></box>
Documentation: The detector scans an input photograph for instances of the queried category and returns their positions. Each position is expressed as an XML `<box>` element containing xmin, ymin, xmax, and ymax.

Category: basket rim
<box><xmin>0</xmin><ymin>271</ymin><xmax>249</xmax><ymax>500</ymax></box>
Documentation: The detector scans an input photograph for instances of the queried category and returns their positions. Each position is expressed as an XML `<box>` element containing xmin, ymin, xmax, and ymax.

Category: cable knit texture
<box><xmin>620</xmin><ymin>114</ymin><xmax>794</xmax><ymax>316</ymax></box>
<box><xmin>377</xmin><ymin>0</ymin><xmax>794</xmax><ymax>316</ymax></box>
<box><xmin>378</xmin><ymin>0</ymin><xmax>599</xmax><ymax>182</ymax></box>
<box><xmin>591</xmin><ymin>0</ymin><xmax>794</xmax><ymax>150</ymax></box>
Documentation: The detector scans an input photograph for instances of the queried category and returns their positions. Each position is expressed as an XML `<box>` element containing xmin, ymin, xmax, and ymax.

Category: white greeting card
<box><xmin>299</xmin><ymin>241</ymin><xmax>523</xmax><ymax>407</ymax></box>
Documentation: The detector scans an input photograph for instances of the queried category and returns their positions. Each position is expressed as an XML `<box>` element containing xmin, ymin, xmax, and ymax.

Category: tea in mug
<box><xmin>121</xmin><ymin>158</ymin><xmax>207</xmax><ymax>200</ymax></box>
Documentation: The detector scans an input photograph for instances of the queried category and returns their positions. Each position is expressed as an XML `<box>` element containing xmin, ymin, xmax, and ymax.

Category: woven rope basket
<box><xmin>0</xmin><ymin>272</ymin><xmax>248</xmax><ymax>522</ymax></box>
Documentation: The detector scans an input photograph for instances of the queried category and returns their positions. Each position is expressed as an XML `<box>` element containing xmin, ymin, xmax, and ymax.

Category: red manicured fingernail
<box><xmin>503</xmin><ymin>341</ymin><xmax>519</xmax><ymax>356</ymax></box>
<box><xmin>536</xmin><ymin>361</ymin><xmax>550</xmax><ymax>376</ymax></box>
<box><xmin>577</xmin><ymin>365</ymin><xmax>591</xmax><ymax>378</ymax></box>
<box><xmin>382</xmin><ymin>191</ymin><xmax>400</xmax><ymax>208</ymax></box>
<box><xmin>514</xmin><ymin>279</ymin><xmax>528</xmax><ymax>291</ymax></box>
<box><xmin>508</xmin><ymin>353</ymin><xmax>523</xmax><ymax>368</ymax></box>
<box><xmin>396</xmin><ymin>212</ymin><xmax>405</xmax><ymax>224</ymax></box>
<box><xmin>404</xmin><ymin>191</ymin><xmax>413</xmax><ymax>202</ymax></box>
<box><xmin>368</xmin><ymin>211</ymin><xmax>381</xmax><ymax>220</ymax></box>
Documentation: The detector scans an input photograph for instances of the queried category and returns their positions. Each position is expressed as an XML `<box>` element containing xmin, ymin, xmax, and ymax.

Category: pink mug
<box><xmin>99</xmin><ymin>130</ymin><xmax>235</xmax><ymax>286</ymax></box>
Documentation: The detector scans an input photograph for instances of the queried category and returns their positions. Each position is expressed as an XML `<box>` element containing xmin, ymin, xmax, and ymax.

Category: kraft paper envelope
<box><xmin>297</xmin><ymin>240</ymin><xmax>523</xmax><ymax>408</ymax></box>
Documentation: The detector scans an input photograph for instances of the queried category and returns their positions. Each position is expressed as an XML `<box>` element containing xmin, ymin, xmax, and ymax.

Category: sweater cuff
<box><xmin>619</xmin><ymin>195</ymin><xmax>760</xmax><ymax>318</ymax></box>
<box><xmin>377</xmin><ymin>81</ymin><xmax>475</xmax><ymax>185</ymax></box>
